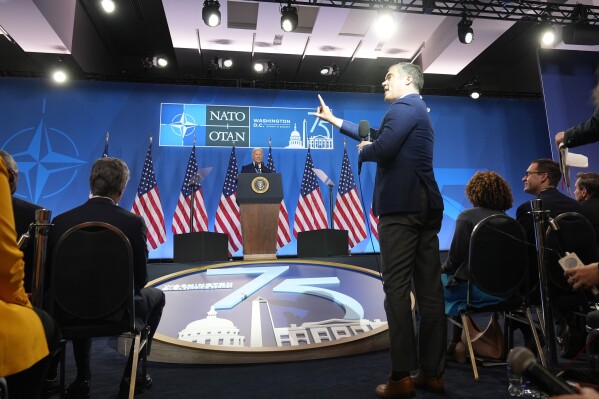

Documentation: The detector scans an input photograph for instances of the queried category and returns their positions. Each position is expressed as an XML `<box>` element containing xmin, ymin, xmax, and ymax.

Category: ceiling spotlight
<box><xmin>100</xmin><ymin>0</ymin><xmax>115</xmax><ymax>13</ymax></box>
<box><xmin>458</xmin><ymin>16</ymin><xmax>473</xmax><ymax>44</ymax></box>
<box><xmin>202</xmin><ymin>0</ymin><xmax>221</xmax><ymax>27</ymax></box>
<box><xmin>253</xmin><ymin>60</ymin><xmax>276</xmax><ymax>74</ymax></box>
<box><xmin>52</xmin><ymin>69</ymin><xmax>68</xmax><ymax>84</ymax></box>
<box><xmin>374</xmin><ymin>8</ymin><xmax>396</xmax><ymax>39</ymax></box>
<box><xmin>281</xmin><ymin>3</ymin><xmax>298</xmax><ymax>32</ymax></box>
<box><xmin>210</xmin><ymin>57</ymin><xmax>233</xmax><ymax>71</ymax></box>
<box><xmin>320</xmin><ymin>64</ymin><xmax>339</xmax><ymax>76</ymax></box>
<box><xmin>541</xmin><ymin>22</ymin><xmax>556</xmax><ymax>45</ymax></box>
<box><xmin>153</xmin><ymin>56</ymin><xmax>168</xmax><ymax>68</ymax></box>
<box><xmin>462</xmin><ymin>76</ymin><xmax>480</xmax><ymax>99</ymax></box>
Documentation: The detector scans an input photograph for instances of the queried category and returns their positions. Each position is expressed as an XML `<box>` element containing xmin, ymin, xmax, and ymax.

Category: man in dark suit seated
<box><xmin>47</xmin><ymin>157</ymin><xmax>166</xmax><ymax>398</ymax></box>
<box><xmin>574</xmin><ymin>172</ymin><xmax>599</xmax><ymax>248</ymax></box>
<box><xmin>517</xmin><ymin>158</ymin><xmax>588</xmax><ymax>358</ymax></box>
<box><xmin>240</xmin><ymin>147</ymin><xmax>272</xmax><ymax>174</ymax></box>
<box><xmin>0</xmin><ymin>150</ymin><xmax>43</xmax><ymax>293</ymax></box>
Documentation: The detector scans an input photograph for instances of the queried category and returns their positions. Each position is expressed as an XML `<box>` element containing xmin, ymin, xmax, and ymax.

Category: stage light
<box><xmin>470</xmin><ymin>89</ymin><xmax>480</xmax><ymax>99</ymax></box>
<box><xmin>462</xmin><ymin>76</ymin><xmax>480</xmax><ymax>99</ymax></box>
<box><xmin>253</xmin><ymin>60</ymin><xmax>276</xmax><ymax>74</ymax></box>
<box><xmin>100</xmin><ymin>0</ymin><xmax>115</xmax><ymax>13</ymax></box>
<box><xmin>374</xmin><ymin>8</ymin><xmax>396</xmax><ymax>39</ymax></box>
<box><xmin>202</xmin><ymin>0</ymin><xmax>221</xmax><ymax>27</ymax></box>
<box><xmin>458</xmin><ymin>16</ymin><xmax>473</xmax><ymax>44</ymax></box>
<box><xmin>320</xmin><ymin>64</ymin><xmax>339</xmax><ymax>76</ymax></box>
<box><xmin>52</xmin><ymin>69</ymin><xmax>68</xmax><ymax>84</ymax></box>
<box><xmin>281</xmin><ymin>3</ymin><xmax>298</xmax><ymax>32</ymax></box>
<box><xmin>210</xmin><ymin>57</ymin><xmax>233</xmax><ymax>71</ymax></box>
<box><xmin>541</xmin><ymin>23</ymin><xmax>556</xmax><ymax>45</ymax></box>
<box><xmin>154</xmin><ymin>56</ymin><xmax>168</xmax><ymax>68</ymax></box>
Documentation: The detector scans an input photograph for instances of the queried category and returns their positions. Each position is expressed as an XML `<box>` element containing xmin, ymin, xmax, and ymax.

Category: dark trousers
<box><xmin>378</xmin><ymin>186</ymin><xmax>446</xmax><ymax>376</ymax></box>
<box><xmin>73</xmin><ymin>286</ymin><xmax>166</xmax><ymax>381</ymax></box>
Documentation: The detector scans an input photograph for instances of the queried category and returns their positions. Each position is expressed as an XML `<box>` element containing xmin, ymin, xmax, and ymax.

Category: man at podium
<box><xmin>240</xmin><ymin>147</ymin><xmax>272</xmax><ymax>174</ymax></box>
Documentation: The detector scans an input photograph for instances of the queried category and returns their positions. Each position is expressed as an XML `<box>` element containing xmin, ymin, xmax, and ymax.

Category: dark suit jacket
<box><xmin>240</xmin><ymin>162</ymin><xmax>272</xmax><ymax>174</ymax></box>
<box><xmin>516</xmin><ymin>187</ymin><xmax>584</xmax><ymax>241</ymax></box>
<box><xmin>12</xmin><ymin>196</ymin><xmax>42</xmax><ymax>292</ymax></box>
<box><xmin>47</xmin><ymin>197</ymin><xmax>148</xmax><ymax>293</ymax></box>
<box><xmin>582</xmin><ymin>196</ymin><xmax>599</xmax><ymax>248</ymax></box>
<box><xmin>340</xmin><ymin>93</ymin><xmax>444</xmax><ymax>216</ymax></box>
<box><xmin>564</xmin><ymin>107</ymin><xmax>599</xmax><ymax>148</ymax></box>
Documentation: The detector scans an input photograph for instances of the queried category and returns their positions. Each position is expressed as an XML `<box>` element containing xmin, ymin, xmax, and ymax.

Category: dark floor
<box><xmin>45</xmin><ymin>256</ymin><xmax>593</xmax><ymax>398</ymax></box>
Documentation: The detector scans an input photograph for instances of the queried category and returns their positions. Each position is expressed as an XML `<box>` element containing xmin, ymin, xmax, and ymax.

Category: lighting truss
<box><xmin>254</xmin><ymin>0</ymin><xmax>599</xmax><ymax>25</ymax></box>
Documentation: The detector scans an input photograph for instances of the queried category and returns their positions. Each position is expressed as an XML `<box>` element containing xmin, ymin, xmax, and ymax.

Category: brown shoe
<box><xmin>375</xmin><ymin>376</ymin><xmax>415</xmax><ymax>399</ymax></box>
<box><xmin>413</xmin><ymin>373</ymin><xmax>445</xmax><ymax>394</ymax></box>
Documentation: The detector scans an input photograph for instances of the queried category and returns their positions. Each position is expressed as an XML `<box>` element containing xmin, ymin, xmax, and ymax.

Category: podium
<box><xmin>237</xmin><ymin>173</ymin><xmax>283</xmax><ymax>260</ymax></box>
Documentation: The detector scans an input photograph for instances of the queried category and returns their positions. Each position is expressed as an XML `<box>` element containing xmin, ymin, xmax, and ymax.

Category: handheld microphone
<box><xmin>508</xmin><ymin>347</ymin><xmax>576</xmax><ymax>395</ymax></box>
<box><xmin>358</xmin><ymin>120</ymin><xmax>370</xmax><ymax>175</ymax></box>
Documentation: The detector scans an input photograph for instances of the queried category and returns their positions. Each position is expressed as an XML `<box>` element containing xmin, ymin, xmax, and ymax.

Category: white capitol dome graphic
<box><xmin>286</xmin><ymin>119</ymin><xmax>333</xmax><ymax>149</ymax></box>
<box><xmin>178</xmin><ymin>306</ymin><xmax>245</xmax><ymax>346</ymax></box>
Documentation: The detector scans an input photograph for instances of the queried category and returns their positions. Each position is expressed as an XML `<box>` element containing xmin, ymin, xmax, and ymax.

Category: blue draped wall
<box><xmin>0</xmin><ymin>77</ymin><xmax>549</xmax><ymax>259</ymax></box>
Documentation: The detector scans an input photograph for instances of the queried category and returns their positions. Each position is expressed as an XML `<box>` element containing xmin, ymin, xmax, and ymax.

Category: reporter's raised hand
<box><xmin>315</xmin><ymin>94</ymin><xmax>342</xmax><ymax>128</ymax></box>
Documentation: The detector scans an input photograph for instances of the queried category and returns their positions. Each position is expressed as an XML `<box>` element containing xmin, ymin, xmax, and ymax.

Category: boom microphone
<box><xmin>508</xmin><ymin>347</ymin><xmax>576</xmax><ymax>395</ymax></box>
<box><xmin>358</xmin><ymin>120</ymin><xmax>370</xmax><ymax>175</ymax></box>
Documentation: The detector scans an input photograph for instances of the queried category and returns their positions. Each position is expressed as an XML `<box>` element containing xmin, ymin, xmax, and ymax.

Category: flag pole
<box><xmin>188</xmin><ymin>136</ymin><xmax>197</xmax><ymax>234</ymax></box>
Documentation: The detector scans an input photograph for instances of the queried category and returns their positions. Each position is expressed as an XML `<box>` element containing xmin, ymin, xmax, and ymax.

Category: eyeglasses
<box><xmin>525</xmin><ymin>171</ymin><xmax>544</xmax><ymax>177</ymax></box>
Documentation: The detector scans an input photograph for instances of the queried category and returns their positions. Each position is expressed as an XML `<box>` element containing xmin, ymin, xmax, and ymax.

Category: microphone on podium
<box><xmin>507</xmin><ymin>347</ymin><xmax>576</xmax><ymax>395</ymax></box>
<box><xmin>358</xmin><ymin>120</ymin><xmax>370</xmax><ymax>175</ymax></box>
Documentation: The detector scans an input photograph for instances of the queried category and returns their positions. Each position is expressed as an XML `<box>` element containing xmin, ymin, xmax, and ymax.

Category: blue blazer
<box><xmin>340</xmin><ymin>93</ymin><xmax>443</xmax><ymax>216</ymax></box>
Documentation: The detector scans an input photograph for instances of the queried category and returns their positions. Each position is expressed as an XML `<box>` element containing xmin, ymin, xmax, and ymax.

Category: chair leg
<box><xmin>526</xmin><ymin>307</ymin><xmax>546</xmax><ymax>367</ymax></box>
<box><xmin>59</xmin><ymin>340</ymin><xmax>66</xmax><ymax>399</ymax></box>
<box><xmin>461</xmin><ymin>313</ymin><xmax>479</xmax><ymax>381</ymax></box>
<box><xmin>128</xmin><ymin>334</ymin><xmax>142</xmax><ymax>399</ymax></box>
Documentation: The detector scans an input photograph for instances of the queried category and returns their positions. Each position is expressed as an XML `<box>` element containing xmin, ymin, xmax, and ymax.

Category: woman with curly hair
<box><xmin>441</xmin><ymin>171</ymin><xmax>514</xmax><ymax>362</ymax></box>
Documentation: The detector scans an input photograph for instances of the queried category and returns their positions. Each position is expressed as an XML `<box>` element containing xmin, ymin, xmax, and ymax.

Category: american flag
<box><xmin>172</xmin><ymin>144</ymin><xmax>208</xmax><ymax>234</ymax></box>
<box><xmin>266</xmin><ymin>145</ymin><xmax>291</xmax><ymax>250</ymax></box>
<box><xmin>293</xmin><ymin>149</ymin><xmax>328</xmax><ymax>237</ymax></box>
<box><xmin>333</xmin><ymin>148</ymin><xmax>367</xmax><ymax>248</ymax></box>
<box><xmin>369</xmin><ymin>205</ymin><xmax>379</xmax><ymax>241</ymax></box>
<box><xmin>215</xmin><ymin>147</ymin><xmax>242</xmax><ymax>256</ymax></box>
<box><xmin>132</xmin><ymin>140</ymin><xmax>166</xmax><ymax>250</ymax></box>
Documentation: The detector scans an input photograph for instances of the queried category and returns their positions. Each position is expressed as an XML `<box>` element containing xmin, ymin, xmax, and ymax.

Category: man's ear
<box><xmin>8</xmin><ymin>169</ymin><xmax>15</xmax><ymax>183</ymax></box>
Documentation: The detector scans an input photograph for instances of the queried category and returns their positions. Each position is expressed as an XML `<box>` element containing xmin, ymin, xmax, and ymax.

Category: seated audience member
<box><xmin>441</xmin><ymin>171</ymin><xmax>514</xmax><ymax>361</ymax></box>
<box><xmin>516</xmin><ymin>158</ymin><xmax>584</xmax><ymax>240</ymax></box>
<box><xmin>0</xmin><ymin>158</ymin><xmax>61</xmax><ymax>399</ymax></box>
<box><xmin>517</xmin><ymin>159</ymin><xmax>588</xmax><ymax>357</ymax></box>
<box><xmin>0</xmin><ymin>150</ymin><xmax>43</xmax><ymax>292</ymax></box>
<box><xmin>574</xmin><ymin>172</ymin><xmax>599</xmax><ymax>247</ymax></box>
<box><xmin>46</xmin><ymin>157</ymin><xmax>166</xmax><ymax>398</ymax></box>
<box><xmin>240</xmin><ymin>147</ymin><xmax>272</xmax><ymax>174</ymax></box>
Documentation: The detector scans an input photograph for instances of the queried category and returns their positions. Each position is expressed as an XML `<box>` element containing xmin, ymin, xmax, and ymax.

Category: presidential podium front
<box><xmin>237</xmin><ymin>173</ymin><xmax>283</xmax><ymax>260</ymax></box>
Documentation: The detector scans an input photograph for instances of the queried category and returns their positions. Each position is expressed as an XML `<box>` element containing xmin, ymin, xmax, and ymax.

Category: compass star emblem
<box><xmin>169</xmin><ymin>111</ymin><xmax>197</xmax><ymax>139</ymax></box>
<box><xmin>2</xmin><ymin>104</ymin><xmax>86</xmax><ymax>203</ymax></box>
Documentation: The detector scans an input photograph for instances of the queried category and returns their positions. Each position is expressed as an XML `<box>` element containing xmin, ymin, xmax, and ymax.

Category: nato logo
<box><xmin>1</xmin><ymin>101</ymin><xmax>86</xmax><ymax>203</ymax></box>
<box><xmin>151</xmin><ymin>260</ymin><xmax>388</xmax><ymax>361</ymax></box>
<box><xmin>159</xmin><ymin>103</ymin><xmax>204</xmax><ymax>147</ymax></box>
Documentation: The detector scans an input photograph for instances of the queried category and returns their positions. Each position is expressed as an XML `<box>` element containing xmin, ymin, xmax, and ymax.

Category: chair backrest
<box><xmin>468</xmin><ymin>214</ymin><xmax>529</xmax><ymax>300</ymax></box>
<box><xmin>544</xmin><ymin>212</ymin><xmax>599</xmax><ymax>292</ymax></box>
<box><xmin>50</xmin><ymin>221</ymin><xmax>135</xmax><ymax>337</ymax></box>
